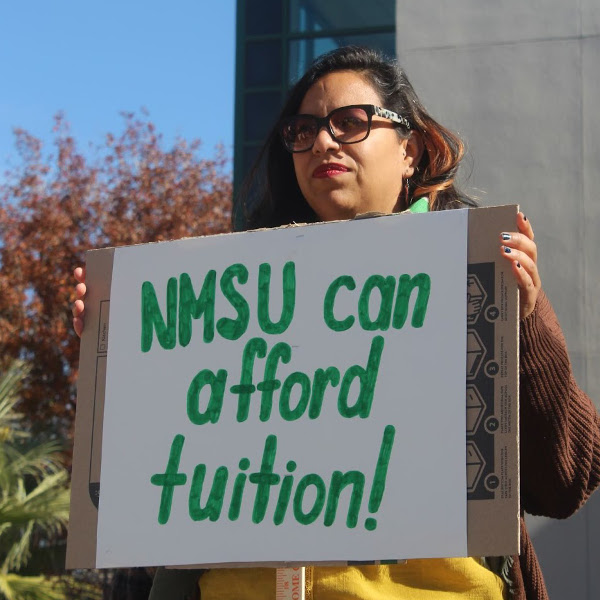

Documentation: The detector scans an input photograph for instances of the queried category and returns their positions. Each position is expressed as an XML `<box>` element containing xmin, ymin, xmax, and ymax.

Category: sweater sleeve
<box><xmin>519</xmin><ymin>289</ymin><xmax>600</xmax><ymax>517</ymax></box>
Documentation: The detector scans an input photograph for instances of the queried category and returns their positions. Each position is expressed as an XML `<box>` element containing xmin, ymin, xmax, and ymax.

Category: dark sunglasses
<box><xmin>279</xmin><ymin>104</ymin><xmax>411</xmax><ymax>153</ymax></box>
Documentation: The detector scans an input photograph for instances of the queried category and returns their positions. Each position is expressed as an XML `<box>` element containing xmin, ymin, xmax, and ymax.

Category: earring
<box><xmin>404</xmin><ymin>178</ymin><xmax>411</xmax><ymax>208</ymax></box>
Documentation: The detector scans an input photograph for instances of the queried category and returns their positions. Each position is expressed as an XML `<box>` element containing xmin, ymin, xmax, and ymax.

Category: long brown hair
<box><xmin>235</xmin><ymin>46</ymin><xmax>476</xmax><ymax>230</ymax></box>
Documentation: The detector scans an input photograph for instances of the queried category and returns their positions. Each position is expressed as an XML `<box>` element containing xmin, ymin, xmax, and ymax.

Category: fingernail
<box><xmin>504</xmin><ymin>247</ymin><xmax>512</xmax><ymax>254</ymax></box>
<box><xmin>501</xmin><ymin>233</ymin><xmax>511</xmax><ymax>241</ymax></box>
<box><xmin>516</xmin><ymin>262</ymin><xmax>521</xmax><ymax>268</ymax></box>
<box><xmin>523</xmin><ymin>214</ymin><xmax>528</xmax><ymax>221</ymax></box>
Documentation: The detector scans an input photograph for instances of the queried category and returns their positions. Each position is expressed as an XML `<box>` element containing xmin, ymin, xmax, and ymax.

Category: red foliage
<box><xmin>0</xmin><ymin>113</ymin><xmax>232</xmax><ymax>438</ymax></box>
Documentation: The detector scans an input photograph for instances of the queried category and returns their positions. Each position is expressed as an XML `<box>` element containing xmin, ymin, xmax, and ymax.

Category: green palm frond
<box><xmin>0</xmin><ymin>439</ymin><xmax>66</xmax><ymax>487</ymax></box>
<box><xmin>0</xmin><ymin>572</ymin><xmax>102</xmax><ymax>600</ymax></box>
<box><xmin>0</xmin><ymin>469</ymin><xmax>70</xmax><ymax>526</ymax></box>
<box><xmin>0</xmin><ymin>469</ymin><xmax>70</xmax><ymax>572</ymax></box>
<box><xmin>0</xmin><ymin>362</ymin><xmax>29</xmax><ymax>445</ymax></box>
<box><xmin>0</xmin><ymin>360</ymin><xmax>85</xmax><ymax>597</ymax></box>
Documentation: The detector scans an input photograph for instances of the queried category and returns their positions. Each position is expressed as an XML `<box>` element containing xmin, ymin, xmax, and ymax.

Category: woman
<box><xmin>74</xmin><ymin>46</ymin><xmax>600</xmax><ymax>599</ymax></box>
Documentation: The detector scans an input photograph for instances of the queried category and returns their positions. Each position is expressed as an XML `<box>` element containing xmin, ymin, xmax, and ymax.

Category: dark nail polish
<box><xmin>516</xmin><ymin>262</ymin><xmax>521</xmax><ymax>268</ymax></box>
<box><xmin>523</xmin><ymin>214</ymin><xmax>528</xmax><ymax>221</ymax></box>
<box><xmin>502</xmin><ymin>233</ymin><xmax>511</xmax><ymax>241</ymax></box>
<box><xmin>504</xmin><ymin>247</ymin><xmax>512</xmax><ymax>254</ymax></box>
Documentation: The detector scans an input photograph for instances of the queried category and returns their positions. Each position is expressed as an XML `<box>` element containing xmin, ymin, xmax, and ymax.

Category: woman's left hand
<box><xmin>500</xmin><ymin>212</ymin><xmax>541</xmax><ymax>319</ymax></box>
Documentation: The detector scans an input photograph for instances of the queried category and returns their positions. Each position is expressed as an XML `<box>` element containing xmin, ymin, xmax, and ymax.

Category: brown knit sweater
<box><xmin>508</xmin><ymin>290</ymin><xmax>600</xmax><ymax>599</ymax></box>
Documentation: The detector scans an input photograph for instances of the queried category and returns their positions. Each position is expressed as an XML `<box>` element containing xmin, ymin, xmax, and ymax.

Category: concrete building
<box><xmin>396</xmin><ymin>3</ymin><xmax>599</xmax><ymax>596</ymax></box>
<box><xmin>234</xmin><ymin>1</ymin><xmax>599</xmax><ymax>596</ymax></box>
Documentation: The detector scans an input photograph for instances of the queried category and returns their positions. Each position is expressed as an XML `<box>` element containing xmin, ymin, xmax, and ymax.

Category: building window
<box><xmin>289</xmin><ymin>0</ymin><xmax>395</xmax><ymax>33</ymax></box>
<box><xmin>288</xmin><ymin>33</ymin><xmax>396</xmax><ymax>84</ymax></box>
<box><xmin>245</xmin><ymin>0</ymin><xmax>283</xmax><ymax>35</ymax></box>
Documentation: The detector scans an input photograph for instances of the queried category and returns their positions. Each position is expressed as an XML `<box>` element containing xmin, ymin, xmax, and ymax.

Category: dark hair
<box><xmin>235</xmin><ymin>46</ymin><xmax>476</xmax><ymax>231</ymax></box>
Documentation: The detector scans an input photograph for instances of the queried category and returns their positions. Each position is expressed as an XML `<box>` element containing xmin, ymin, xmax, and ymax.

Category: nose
<box><xmin>311</xmin><ymin>125</ymin><xmax>340</xmax><ymax>154</ymax></box>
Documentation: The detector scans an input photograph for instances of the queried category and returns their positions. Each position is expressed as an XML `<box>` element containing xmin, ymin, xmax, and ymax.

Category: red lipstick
<box><xmin>312</xmin><ymin>163</ymin><xmax>349</xmax><ymax>178</ymax></box>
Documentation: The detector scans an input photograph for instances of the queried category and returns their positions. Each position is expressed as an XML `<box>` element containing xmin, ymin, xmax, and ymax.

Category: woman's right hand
<box><xmin>73</xmin><ymin>267</ymin><xmax>86</xmax><ymax>338</ymax></box>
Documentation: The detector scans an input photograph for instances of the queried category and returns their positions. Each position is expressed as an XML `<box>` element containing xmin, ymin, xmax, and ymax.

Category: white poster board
<box><xmin>95</xmin><ymin>210</ymin><xmax>469</xmax><ymax>568</ymax></box>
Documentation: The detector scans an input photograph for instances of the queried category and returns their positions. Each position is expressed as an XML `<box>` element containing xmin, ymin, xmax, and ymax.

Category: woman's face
<box><xmin>292</xmin><ymin>70</ymin><xmax>418</xmax><ymax>222</ymax></box>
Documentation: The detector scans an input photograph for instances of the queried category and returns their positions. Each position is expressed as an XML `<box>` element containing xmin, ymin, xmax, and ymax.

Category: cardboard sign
<box><xmin>67</xmin><ymin>205</ymin><xmax>520</xmax><ymax>569</ymax></box>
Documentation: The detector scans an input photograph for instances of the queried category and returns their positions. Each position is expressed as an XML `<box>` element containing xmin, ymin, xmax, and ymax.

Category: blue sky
<box><xmin>0</xmin><ymin>1</ymin><xmax>236</xmax><ymax>174</ymax></box>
